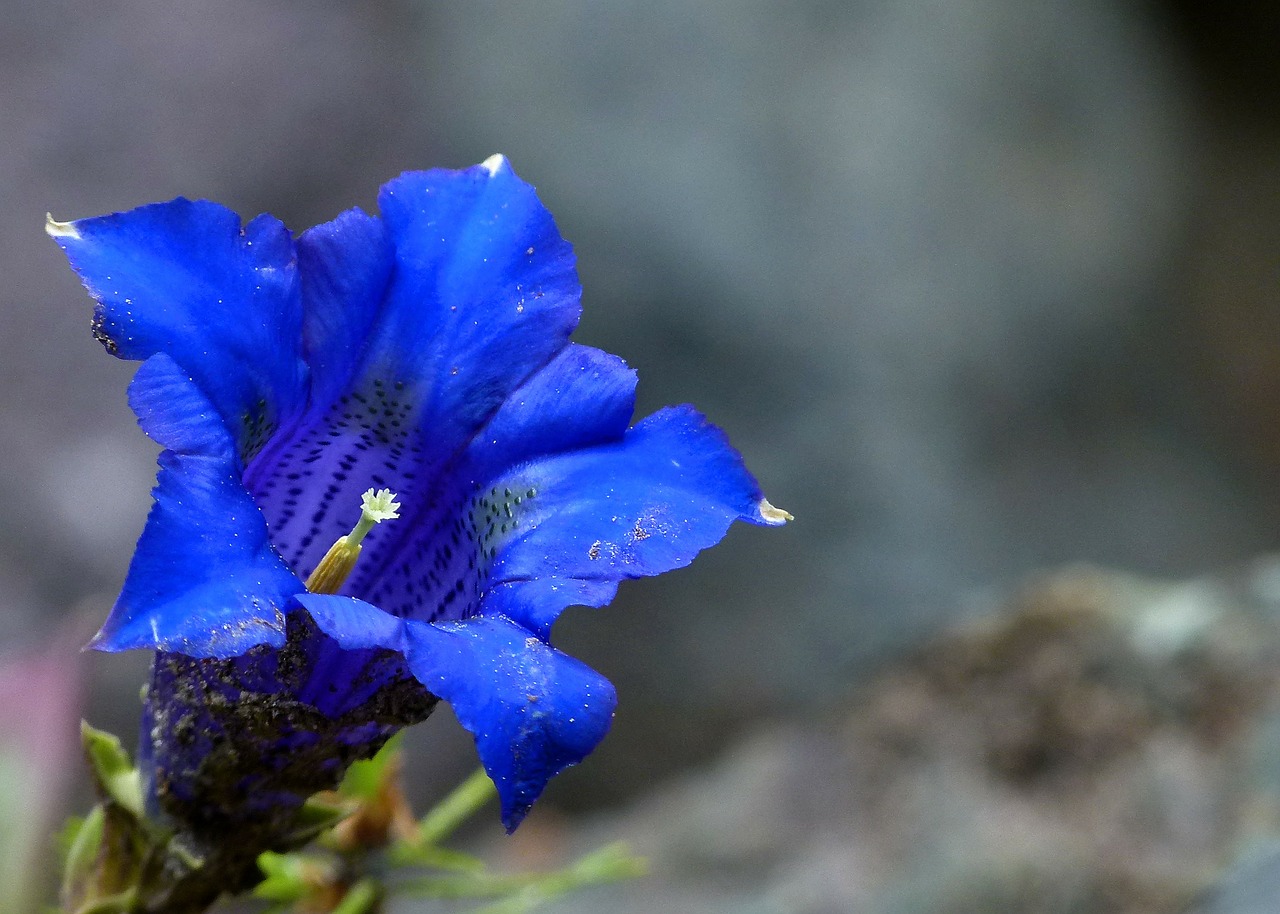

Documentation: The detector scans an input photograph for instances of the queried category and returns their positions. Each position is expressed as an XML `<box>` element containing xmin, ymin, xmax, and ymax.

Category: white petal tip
<box><xmin>481</xmin><ymin>153</ymin><xmax>508</xmax><ymax>176</ymax></box>
<box><xmin>759</xmin><ymin>499</ymin><xmax>793</xmax><ymax>525</ymax></box>
<box><xmin>45</xmin><ymin>213</ymin><xmax>80</xmax><ymax>240</ymax></box>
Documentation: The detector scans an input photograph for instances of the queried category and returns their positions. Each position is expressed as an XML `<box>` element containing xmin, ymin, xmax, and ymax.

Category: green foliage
<box><xmin>336</xmin><ymin>732</ymin><xmax>405</xmax><ymax>802</ymax></box>
<box><xmin>281</xmin><ymin>799</ymin><xmax>350</xmax><ymax>848</ymax></box>
<box><xmin>79</xmin><ymin>725</ymin><xmax>142</xmax><ymax>820</ymax></box>
<box><xmin>254</xmin><ymin>851</ymin><xmax>329</xmax><ymax>906</ymax></box>
<box><xmin>399</xmin><ymin>843</ymin><xmax>648</xmax><ymax>913</ymax></box>
<box><xmin>59</xmin><ymin>810</ymin><xmax>105</xmax><ymax>902</ymax></box>
<box><xmin>258</xmin><ymin>740</ymin><xmax>647</xmax><ymax>914</ymax></box>
<box><xmin>60</xmin><ymin>724</ymin><xmax>645</xmax><ymax>914</ymax></box>
<box><xmin>59</xmin><ymin>725</ymin><xmax>157</xmax><ymax>914</ymax></box>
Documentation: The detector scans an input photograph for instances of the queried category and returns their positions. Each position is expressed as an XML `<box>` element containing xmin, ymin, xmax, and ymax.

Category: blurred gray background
<box><xmin>4</xmin><ymin>0</ymin><xmax>1280</xmax><ymax>909</ymax></box>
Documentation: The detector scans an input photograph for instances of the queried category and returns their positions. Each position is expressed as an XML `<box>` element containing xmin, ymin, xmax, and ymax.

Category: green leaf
<box><xmin>388</xmin><ymin>841</ymin><xmax>487</xmax><ymax>873</ymax></box>
<box><xmin>395</xmin><ymin>842</ymin><xmax>646</xmax><ymax>909</ymax></box>
<box><xmin>69</xmin><ymin>888</ymin><xmax>138</xmax><ymax>914</ymax></box>
<box><xmin>279</xmin><ymin>796</ymin><xmax>351</xmax><ymax>846</ymax></box>
<box><xmin>80</xmin><ymin>723</ymin><xmax>142</xmax><ymax>818</ymax></box>
<box><xmin>60</xmin><ymin>807</ymin><xmax>105</xmax><ymax>903</ymax></box>
<box><xmin>253</xmin><ymin>850</ymin><xmax>329</xmax><ymax>904</ymax></box>
<box><xmin>397</xmin><ymin>871</ymin><xmax>521</xmax><ymax>900</ymax></box>
<box><xmin>469</xmin><ymin>844</ymin><xmax>647</xmax><ymax>914</ymax></box>
<box><xmin>331</xmin><ymin>879</ymin><xmax>380</xmax><ymax>914</ymax></box>
<box><xmin>338</xmin><ymin>731</ymin><xmax>405</xmax><ymax>801</ymax></box>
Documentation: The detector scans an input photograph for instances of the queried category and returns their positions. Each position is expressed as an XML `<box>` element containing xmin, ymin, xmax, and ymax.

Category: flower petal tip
<box><xmin>758</xmin><ymin>498</ymin><xmax>793</xmax><ymax>525</ymax></box>
<box><xmin>45</xmin><ymin>213</ymin><xmax>80</xmax><ymax>240</ymax></box>
<box><xmin>82</xmin><ymin>628</ymin><xmax>112</xmax><ymax>653</ymax></box>
<box><xmin>480</xmin><ymin>153</ymin><xmax>509</xmax><ymax>177</ymax></box>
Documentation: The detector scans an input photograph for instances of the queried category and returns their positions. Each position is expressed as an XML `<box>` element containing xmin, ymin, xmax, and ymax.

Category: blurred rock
<box><xmin>497</xmin><ymin>565</ymin><xmax>1280</xmax><ymax>914</ymax></box>
<box><xmin>419</xmin><ymin>0</ymin><xmax>1263</xmax><ymax>722</ymax></box>
<box><xmin>1188</xmin><ymin>843</ymin><xmax>1280</xmax><ymax>914</ymax></box>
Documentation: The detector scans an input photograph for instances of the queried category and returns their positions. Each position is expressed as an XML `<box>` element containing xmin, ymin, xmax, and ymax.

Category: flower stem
<box><xmin>397</xmin><ymin>843</ymin><xmax>647</xmax><ymax>911</ymax></box>
<box><xmin>331</xmin><ymin>879</ymin><xmax>380</xmax><ymax>914</ymax></box>
<box><xmin>413</xmin><ymin>769</ymin><xmax>496</xmax><ymax>848</ymax></box>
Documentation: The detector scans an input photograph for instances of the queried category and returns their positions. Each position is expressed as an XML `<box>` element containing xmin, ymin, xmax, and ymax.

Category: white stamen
<box><xmin>480</xmin><ymin>153</ymin><xmax>507</xmax><ymax>177</ymax></box>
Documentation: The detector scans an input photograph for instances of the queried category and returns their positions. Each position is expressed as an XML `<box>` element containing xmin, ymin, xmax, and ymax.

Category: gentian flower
<box><xmin>49</xmin><ymin>157</ymin><xmax>788</xmax><ymax>858</ymax></box>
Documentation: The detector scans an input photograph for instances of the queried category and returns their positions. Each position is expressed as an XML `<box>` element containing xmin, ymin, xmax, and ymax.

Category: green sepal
<box><xmin>337</xmin><ymin>731</ymin><xmax>404</xmax><ymax>801</ymax></box>
<box><xmin>80</xmin><ymin>722</ymin><xmax>143</xmax><ymax>818</ymax></box>
<box><xmin>331</xmin><ymin>879</ymin><xmax>380</xmax><ymax>914</ymax></box>
<box><xmin>59</xmin><ymin>808</ymin><xmax>105</xmax><ymax>903</ymax></box>
<box><xmin>65</xmin><ymin>889</ymin><xmax>139</xmax><ymax>914</ymax></box>
<box><xmin>59</xmin><ymin>803</ymin><xmax>149</xmax><ymax>914</ymax></box>
<box><xmin>279</xmin><ymin>796</ymin><xmax>351</xmax><ymax>847</ymax></box>
<box><xmin>253</xmin><ymin>851</ymin><xmax>326</xmax><ymax>905</ymax></box>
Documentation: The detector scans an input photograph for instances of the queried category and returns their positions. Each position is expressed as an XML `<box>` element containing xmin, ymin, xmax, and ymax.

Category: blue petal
<box><xmin>296</xmin><ymin>594</ymin><xmax>615</xmax><ymax>829</ymax></box>
<box><xmin>246</xmin><ymin>159</ymin><xmax>588</xmax><ymax>585</ymax></box>
<box><xmin>403</xmin><ymin>614</ymin><xmax>616</xmax><ymax>831</ymax></box>
<box><xmin>371</xmin><ymin>156</ymin><xmax>582</xmax><ymax>441</ymax></box>
<box><xmin>480</xmin><ymin>579</ymin><xmax>619</xmax><ymax>641</ymax></box>
<box><xmin>290</xmin><ymin>594</ymin><xmax>421</xmax><ymax>716</ymax></box>
<box><xmin>294</xmin><ymin>209</ymin><xmax>395</xmax><ymax>413</ymax></box>
<box><xmin>473</xmin><ymin>406</ymin><xmax>783</xmax><ymax>632</ymax></box>
<box><xmin>463</xmin><ymin>343</ymin><xmax>637</xmax><ymax>483</ymax></box>
<box><xmin>91</xmin><ymin>354</ymin><xmax>301</xmax><ymax>657</ymax></box>
<box><xmin>294</xmin><ymin>592</ymin><xmax>407</xmax><ymax>652</ymax></box>
<box><xmin>347</xmin><ymin>344</ymin><xmax>636</xmax><ymax>622</ymax></box>
<box><xmin>50</xmin><ymin>200</ymin><xmax>308</xmax><ymax>463</ymax></box>
<box><xmin>239</xmin><ymin>207</ymin><xmax>394</xmax><ymax>534</ymax></box>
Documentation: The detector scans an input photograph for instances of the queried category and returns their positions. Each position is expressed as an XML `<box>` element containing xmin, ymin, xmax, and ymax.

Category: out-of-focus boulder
<box><xmin>498</xmin><ymin>564</ymin><xmax>1280</xmax><ymax>913</ymax></box>
<box><xmin>420</xmin><ymin>0</ymin><xmax>1260</xmax><ymax>717</ymax></box>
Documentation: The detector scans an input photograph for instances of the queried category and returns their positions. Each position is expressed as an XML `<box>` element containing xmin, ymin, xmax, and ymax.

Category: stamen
<box><xmin>305</xmin><ymin>488</ymin><xmax>401</xmax><ymax>595</ymax></box>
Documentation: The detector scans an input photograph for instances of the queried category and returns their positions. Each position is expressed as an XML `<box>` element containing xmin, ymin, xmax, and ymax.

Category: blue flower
<box><xmin>50</xmin><ymin>156</ymin><xmax>788</xmax><ymax>833</ymax></box>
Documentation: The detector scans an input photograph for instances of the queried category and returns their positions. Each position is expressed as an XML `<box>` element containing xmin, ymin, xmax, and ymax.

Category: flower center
<box><xmin>305</xmin><ymin>488</ymin><xmax>401</xmax><ymax>595</ymax></box>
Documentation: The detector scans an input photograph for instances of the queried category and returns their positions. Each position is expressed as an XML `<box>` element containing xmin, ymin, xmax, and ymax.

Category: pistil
<box><xmin>305</xmin><ymin>488</ymin><xmax>401</xmax><ymax>594</ymax></box>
